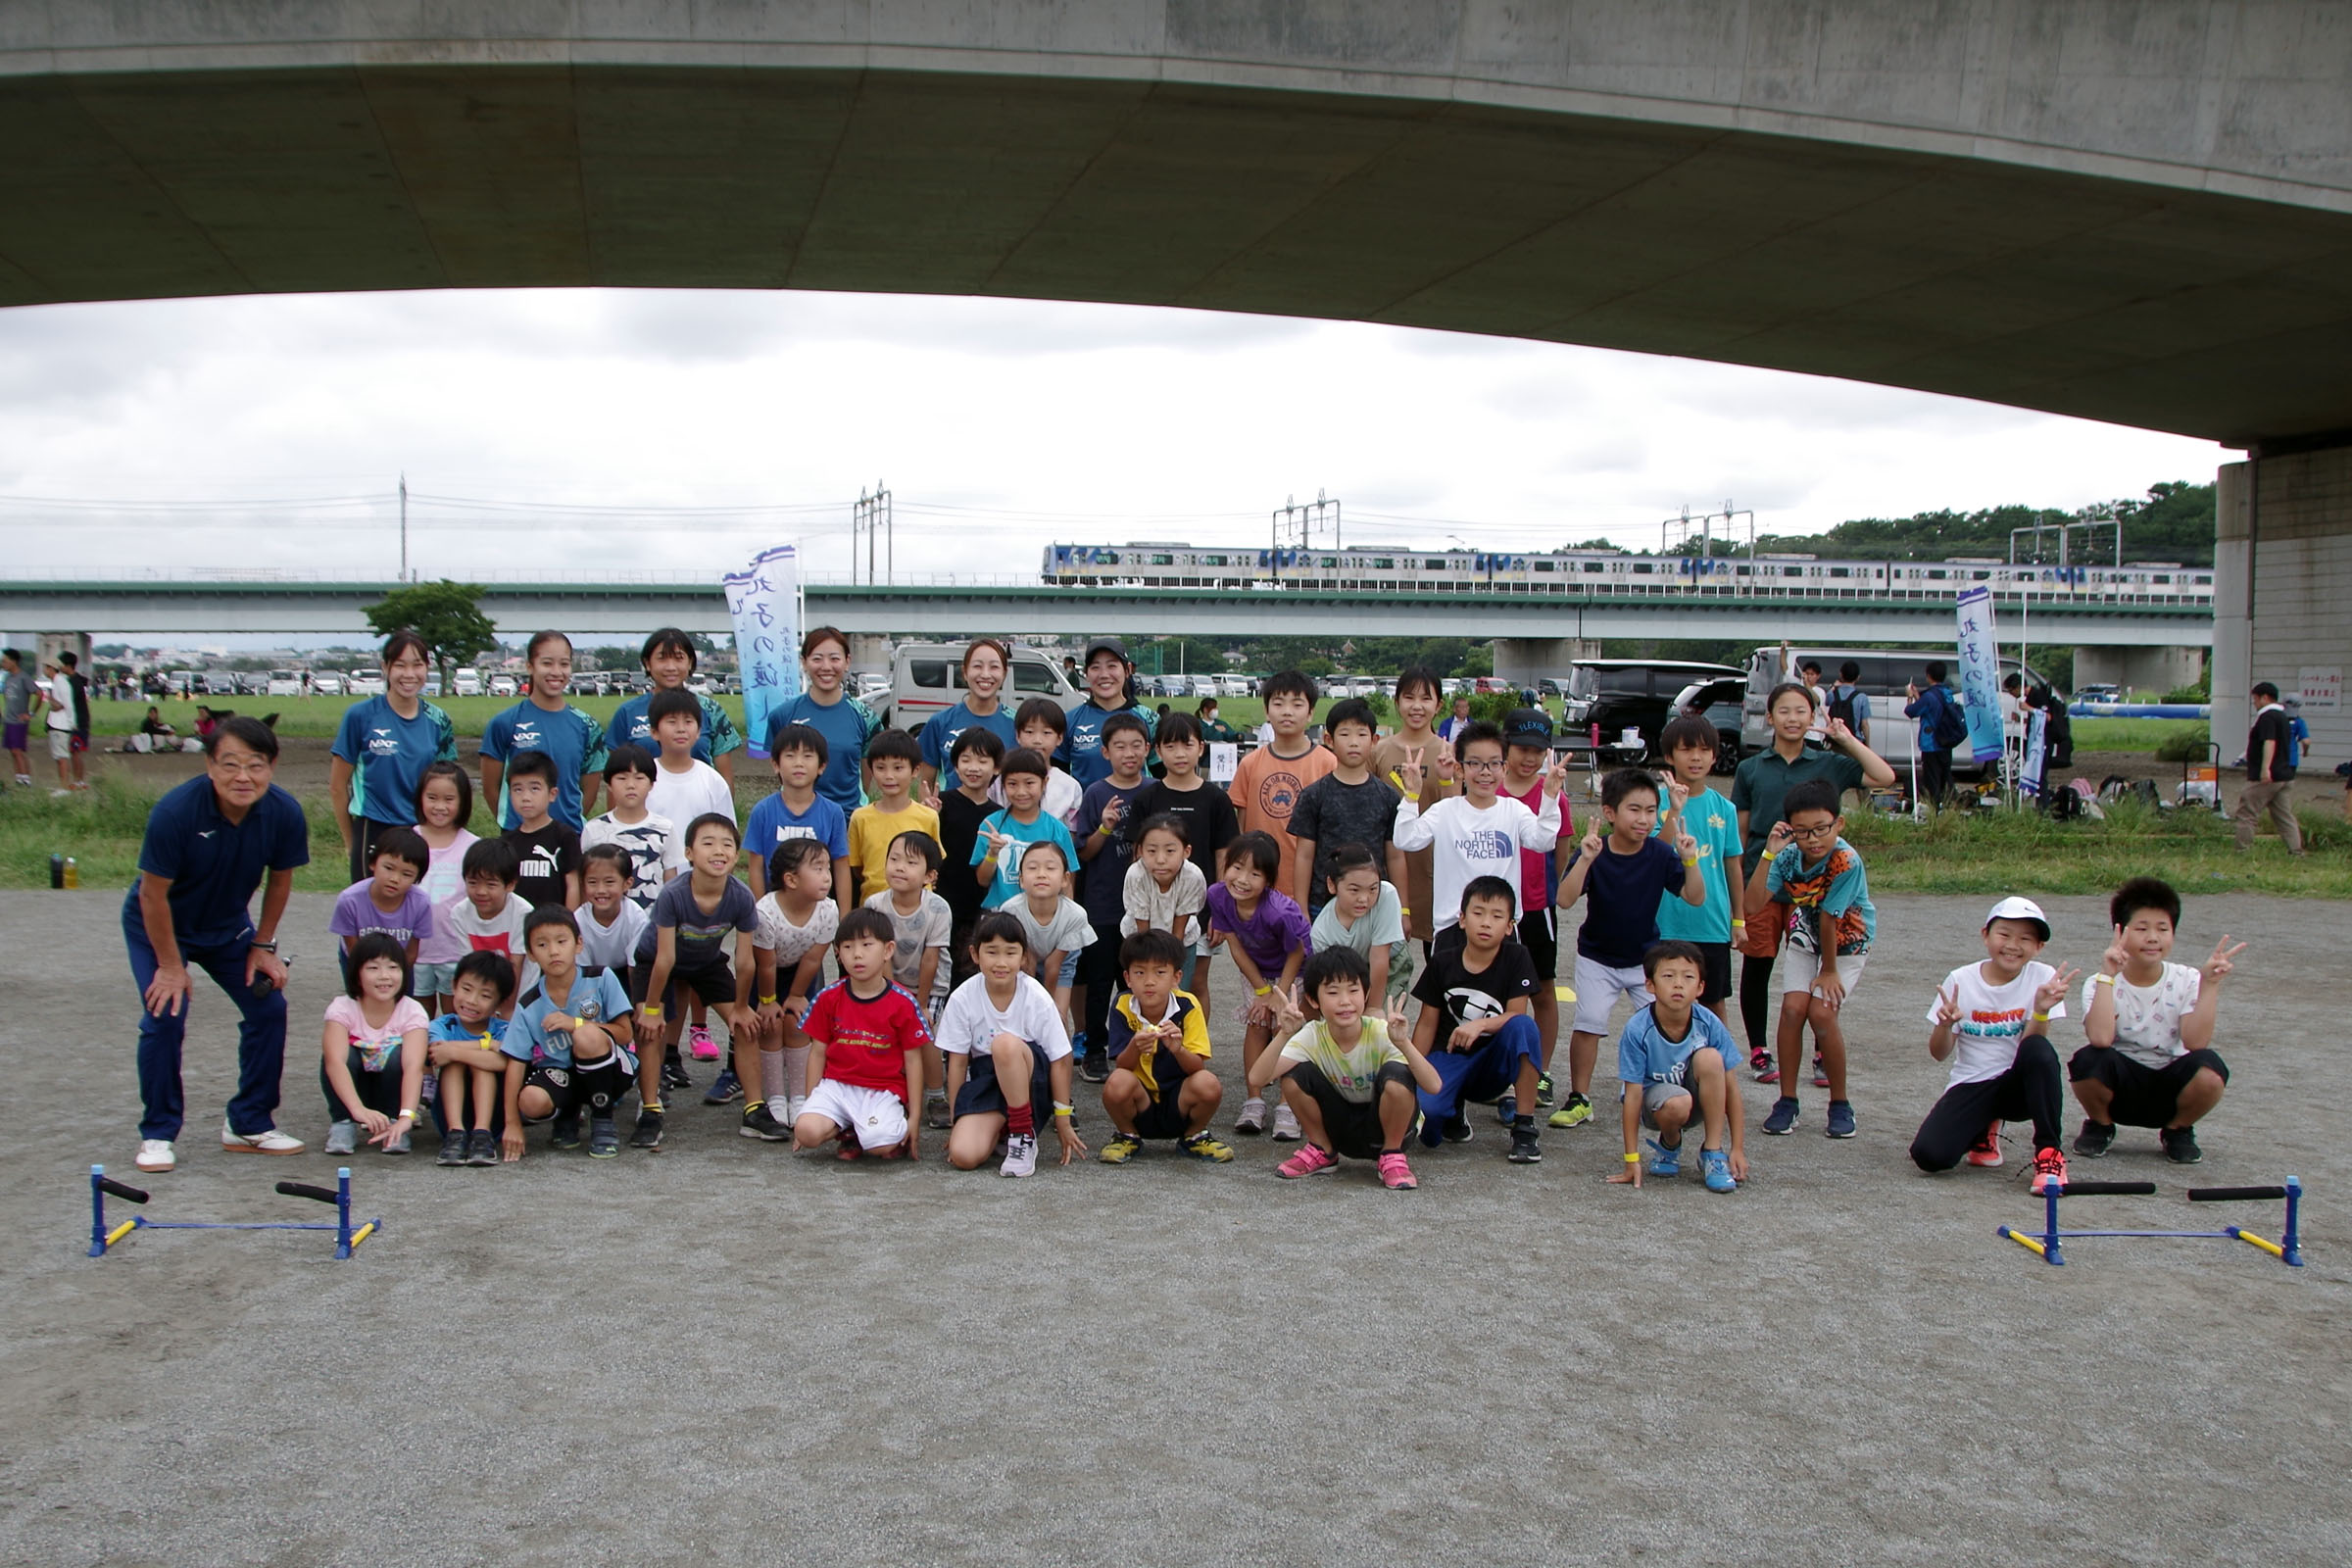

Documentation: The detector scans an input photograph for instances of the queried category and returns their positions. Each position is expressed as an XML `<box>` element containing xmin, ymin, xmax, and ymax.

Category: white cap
<box><xmin>1983</xmin><ymin>896</ymin><xmax>2050</xmax><ymax>940</ymax></box>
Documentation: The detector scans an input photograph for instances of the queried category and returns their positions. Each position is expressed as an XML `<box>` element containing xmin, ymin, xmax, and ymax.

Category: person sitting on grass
<box><xmin>498</xmin><ymin>907</ymin><xmax>637</xmax><ymax>1162</ymax></box>
<box><xmin>423</xmin><ymin>952</ymin><xmax>514</xmax><ymax>1154</ymax></box>
<box><xmin>792</xmin><ymin>907</ymin><xmax>933</xmax><ymax>1163</ymax></box>
<box><xmin>318</xmin><ymin>933</ymin><xmax>430</xmax><ymax>1159</ymax></box>
<box><xmin>2070</xmin><ymin>876</ymin><xmax>2243</xmax><ymax>1165</ymax></box>
<box><xmin>1098</xmin><ymin>929</ymin><xmax>1231</xmax><ymax>1164</ymax></box>
<box><xmin>328</xmin><ymin>826</ymin><xmax>435</xmax><ymax>969</ymax></box>
<box><xmin>1912</xmin><ymin>897</ymin><xmax>2081</xmax><ymax>1195</ymax></box>
<box><xmin>1743</xmin><ymin>779</ymin><xmax>1876</xmax><ymax>1142</ymax></box>
<box><xmin>938</xmin><ymin>911</ymin><xmax>1086</xmax><ymax>1177</ymax></box>
<box><xmin>1604</xmin><ymin>941</ymin><xmax>1745</xmax><ymax>1194</ymax></box>
<box><xmin>1251</xmin><ymin>946</ymin><xmax>1440</xmax><ymax>1190</ymax></box>
<box><xmin>1410</xmin><ymin>876</ymin><xmax>1545</xmax><ymax>1165</ymax></box>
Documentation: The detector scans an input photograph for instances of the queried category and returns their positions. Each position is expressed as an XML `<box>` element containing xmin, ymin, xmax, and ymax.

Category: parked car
<box><xmin>487</xmin><ymin>674</ymin><xmax>517</xmax><ymax>698</ymax></box>
<box><xmin>452</xmin><ymin>666</ymin><xmax>481</xmax><ymax>697</ymax></box>
<box><xmin>265</xmin><ymin>669</ymin><xmax>303</xmax><ymax>697</ymax></box>
<box><xmin>345</xmin><ymin>671</ymin><xmax>385</xmax><ymax>696</ymax></box>
<box><xmin>1736</xmin><ymin>645</ymin><xmax>2057</xmax><ymax>779</ymax></box>
<box><xmin>881</xmin><ymin>641</ymin><xmax>1081</xmax><ymax>733</ymax></box>
<box><xmin>1562</xmin><ymin>659</ymin><xmax>1746</xmax><ymax>760</ymax></box>
<box><xmin>310</xmin><ymin>673</ymin><xmax>344</xmax><ymax>697</ymax></box>
<box><xmin>1217</xmin><ymin>674</ymin><xmax>1253</xmax><ymax>698</ymax></box>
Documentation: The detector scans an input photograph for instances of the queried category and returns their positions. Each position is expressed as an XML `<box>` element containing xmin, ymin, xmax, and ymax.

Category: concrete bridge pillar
<box><xmin>1492</xmin><ymin>638</ymin><xmax>1599</xmax><ymax>691</ymax></box>
<box><xmin>848</xmin><ymin>633</ymin><xmax>893</xmax><ymax>676</ymax></box>
<box><xmin>2070</xmin><ymin>646</ymin><xmax>2206</xmax><ymax>699</ymax></box>
<box><xmin>2215</xmin><ymin>446</ymin><xmax>2352</xmax><ymax>770</ymax></box>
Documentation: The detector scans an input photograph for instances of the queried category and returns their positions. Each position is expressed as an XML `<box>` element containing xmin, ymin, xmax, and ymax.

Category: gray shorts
<box><xmin>1636</xmin><ymin>1079</ymin><xmax>1694</xmax><ymax>1129</ymax></box>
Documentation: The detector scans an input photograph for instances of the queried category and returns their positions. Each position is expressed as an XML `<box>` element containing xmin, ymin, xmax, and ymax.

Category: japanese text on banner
<box><xmin>1954</xmin><ymin>586</ymin><xmax>2005</xmax><ymax>764</ymax></box>
<box><xmin>724</xmin><ymin>545</ymin><xmax>803</xmax><ymax>759</ymax></box>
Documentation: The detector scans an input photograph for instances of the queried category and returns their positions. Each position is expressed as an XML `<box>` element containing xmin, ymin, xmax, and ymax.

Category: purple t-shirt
<box><xmin>329</xmin><ymin>878</ymin><xmax>436</xmax><ymax>948</ymax></box>
<box><xmin>1204</xmin><ymin>883</ymin><xmax>1310</xmax><ymax>974</ymax></box>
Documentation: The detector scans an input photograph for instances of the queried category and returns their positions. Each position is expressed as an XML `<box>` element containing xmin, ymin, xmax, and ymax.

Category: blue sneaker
<box><xmin>703</xmin><ymin>1067</ymin><xmax>743</xmax><ymax>1105</ymax></box>
<box><xmin>1762</xmin><ymin>1097</ymin><xmax>1800</xmax><ymax>1136</ymax></box>
<box><xmin>1825</xmin><ymin>1100</ymin><xmax>1857</xmax><ymax>1139</ymax></box>
<box><xmin>1645</xmin><ymin>1136</ymin><xmax>1683</xmax><ymax>1178</ymax></box>
<box><xmin>1495</xmin><ymin>1093</ymin><xmax>1516</xmax><ymax>1125</ymax></box>
<box><xmin>1701</xmin><ymin>1148</ymin><xmax>1737</xmax><ymax>1192</ymax></box>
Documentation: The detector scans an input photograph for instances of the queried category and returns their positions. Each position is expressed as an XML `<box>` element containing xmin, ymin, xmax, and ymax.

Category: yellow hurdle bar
<box><xmin>2230</xmin><ymin>1227</ymin><xmax>2286</xmax><ymax>1258</ymax></box>
<box><xmin>348</xmin><ymin>1221</ymin><xmax>377</xmax><ymax>1250</ymax></box>
<box><xmin>103</xmin><ymin>1219</ymin><xmax>137</xmax><ymax>1249</ymax></box>
<box><xmin>1999</xmin><ymin>1226</ymin><xmax>2048</xmax><ymax>1257</ymax></box>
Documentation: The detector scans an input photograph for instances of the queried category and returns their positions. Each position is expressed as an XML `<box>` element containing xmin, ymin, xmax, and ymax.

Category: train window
<box><xmin>1534</xmin><ymin>561</ymin><xmax>1553</xmax><ymax>573</ymax></box>
<box><xmin>1633</xmin><ymin>564</ymin><xmax>1653</xmax><ymax>575</ymax></box>
<box><xmin>1319</xmin><ymin>558</ymin><xmax>1338</xmax><ymax>568</ymax></box>
<box><xmin>1973</xmin><ymin>570</ymin><xmax>1990</xmax><ymax>580</ymax></box>
<box><xmin>1201</xmin><ymin>555</ymin><xmax>1227</xmax><ymax>566</ymax></box>
<box><xmin>1150</xmin><ymin>554</ymin><xmax>1174</xmax><ymax>566</ymax></box>
<box><xmin>1584</xmin><ymin>562</ymin><xmax>1605</xmax><ymax>574</ymax></box>
<box><xmin>1097</xmin><ymin>552</ymin><xmax>1120</xmax><ymax>565</ymax></box>
<box><xmin>1783</xmin><ymin>567</ymin><xmax>1803</xmax><ymax>578</ymax></box>
<box><xmin>1734</xmin><ymin>565</ymin><xmax>1752</xmax><ymax>576</ymax></box>
<box><xmin>1373</xmin><ymin>558</ymin><xmax>1394</xmax><ymax>569</ymax></box>
<box><xmin>1830</xmin><ymin>567</ymin><xmax>1850</xmax><ymax>578</ymax></box>
<box><xmin>1927</xmin><ymin>569</ymin><xmax>1947</xmax><ymax>579</ymax></box>
<box><xmin>909</xmin><ymin>661</ymin><xmax>950</xmax><ymax>690</ymax></box>
<box><xmin>2151</xmin><ymin>574</ymin><xmax>2171</xmax><ymax>584</ymax></box>
<box><xmin>1425</xmin><ymin>560</ymin><xmax>1446</xmax><ymax>570</ymax></box>
<box><xmin>2194</xmin><ymin>574</ymin><xmax>2212</xmax><ymax>584</ymax></box>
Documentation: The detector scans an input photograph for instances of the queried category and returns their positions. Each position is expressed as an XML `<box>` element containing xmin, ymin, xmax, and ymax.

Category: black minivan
<box><xmin>1561</xmin><ymin>659</ymin><xmax>1746</xmax><ymax>763</ymax></box>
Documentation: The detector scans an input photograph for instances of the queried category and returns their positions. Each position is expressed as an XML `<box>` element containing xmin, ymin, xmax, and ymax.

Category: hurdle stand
<box><xmin>1997</xmin><ymin>1177</ymin><xmax>2303</xmax><ymax>1268</ymax></box>
<box><xmin>88</xmin><ymin>1165</ymin><xmax>381</xmax><ymax>1260</ymax></box>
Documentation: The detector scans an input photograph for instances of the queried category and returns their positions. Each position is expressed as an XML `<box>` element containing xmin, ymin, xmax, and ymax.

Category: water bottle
<box><xmin>64</xmin><ymin>857</ymin><xmax>79</xmax><ymax>889</ymax></box>
<box><xmin>49</xmin><ymin>853</ymin><xmax>64</xmax><ymax>889</ymax></box>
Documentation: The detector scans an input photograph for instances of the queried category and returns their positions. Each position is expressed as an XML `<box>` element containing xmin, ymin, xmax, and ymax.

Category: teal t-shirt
<box><xmin>1651</xmin><ymin>784</ymin><xmax>1740</xmax><ymax>945</ymax></box>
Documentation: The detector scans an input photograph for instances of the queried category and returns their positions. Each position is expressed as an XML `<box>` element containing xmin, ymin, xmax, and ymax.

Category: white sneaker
<box><xmin>1270</xmin><ymin>1102</ymin><xmax>1302</xmax><ymax>1142</ymax></box>
<box><xmin>1234</xmin><ymin>1097</ymin><xmax>1267</xmax><ymax>1136</ymax></box>
<box><xmin>49</xmin><ymin>787</ymin><xmax>69</xmax><ymax>799</ymax></box>
<box><xmin>1000</xmin><ymin>1132</ymin><xmax>1038</xmax><ymax>1178</ymax></box>
<box><xmin>134</xmin><ymin>1139</ymin><xmax>175</xmax><ymax>1173</ymax></box>
<box><xmin>322</xmin><ymin>1120</ymin><xmax>359</xmax><ymax>1155</ymax></box>
<box><xmin>221</xmin><ymin>1121</ymin><xmax>305</xmax><ymax>1155</ymax></box>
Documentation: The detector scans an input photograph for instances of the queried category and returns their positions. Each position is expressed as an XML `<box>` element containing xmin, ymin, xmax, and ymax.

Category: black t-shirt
<box><xmin>1123</xmin><ymin>778</ymin><xmax>1240</xmax><ymax>883</ymax></box>
<box><xmin>1564</xmin><ymin>836</ymin><xmax>1686</xmax><ymax>967</ymax></box>
<box><xmin>936</xmin><ymin>790</ymin><xmax>995</xmax><ymax>926</ymax></box>
<box><xmin>506</xmin><ymin>823</ymin><xmax>583</xmax><ymax>911</ymax></box>
<box><xmin>2249</xmin><ymin>708</ymin><xmax>2296</xmax><ymax>782</ymax></box>
<box><xmin>1411</xmin><ymin>938</ymin><xmax>1537</xmax><ymax>1043</ymax></box>
<box><xmin>1288</xmin><ymin>771</ymin><xmax>1402</xmax><ymax>911</ymax></box>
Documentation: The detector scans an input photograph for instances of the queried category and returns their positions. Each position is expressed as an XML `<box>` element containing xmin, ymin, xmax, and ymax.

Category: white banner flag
<box><xmin>1954</xmin><ymin>586</ymin><xmax>2005</xmax><ymax>764</ymax></box>
<box><xmin>724</xmin><ymin>544</ymin><xmax>803</xmax><ymax>759</ymax></box>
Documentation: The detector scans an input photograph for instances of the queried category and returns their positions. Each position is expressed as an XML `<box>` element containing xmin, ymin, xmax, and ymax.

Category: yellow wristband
<box><xmin>1397</xmin><ymin>906</ymin><xmax>1411</xmax><ymax>917</ymax></box>
<box><xmin>760</xmin><ymin>995</ymin><xmax>778</xmax><ymax>1005</ymax></box>
<box><xmin>1622</xmin><ymin>1152</ymin><xmax>1641</xmax><ymax>1163</ymax></box>
<box><xmin>1253</xmin><ymin>984</ymin><xmax>1272</xmax><ymax>996</ymax></box>
<box><xmin>640</xmin><ymin>1004</ymin><xmax>662</xmax><ymax>1016</ymax></box>
<box><xmin>1681</xmin><ymin>857</ymin><xmax>1699</xmax><ymax>866</ymax></box>
<box><xmin>398</xmin><ymin>1109</ymin><xmax>416</xmax><ymax>1120</ymax></box>
<box><xmin>1053</xmin><ymin>1102</ymin><xmax>1075</xmax><ymax>1117</ymax></box>
<box><xmin>2091</xmin><ymin>974</ymin><xmax>2116</xmax><ymax>987</ymax></box>
<box><xmin>2032</xmin><ymin>1011</ymin><xmax>2051</xmax><ymax>1022</ymax></box>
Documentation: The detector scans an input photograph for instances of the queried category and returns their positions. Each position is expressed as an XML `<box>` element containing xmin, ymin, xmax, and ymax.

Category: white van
<box><xmin>1739</xmin><ymin>646</ymin><xmax>2057</xmax><ymax>774</ymax></box>
<box><xmin>452</xmin><ymin>667</ymin><xmax>482</xmax><ymax>697</ymax></box>
<box><xmin>883</xmin><ymin>642</ymin><xmax>1082</xmax><ymax>732</ymax></box>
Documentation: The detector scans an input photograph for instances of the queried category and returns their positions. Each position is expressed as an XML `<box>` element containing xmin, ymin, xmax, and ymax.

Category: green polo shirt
<box><xmin>1730</xmin><ymin>744</ymin><xmax>1865</xmax><ymax>873</ymax></box>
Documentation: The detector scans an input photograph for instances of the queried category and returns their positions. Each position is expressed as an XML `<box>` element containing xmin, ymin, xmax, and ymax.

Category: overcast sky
<box><xmin>0</xmin><ymin>287</ymin><xmax>2223</xmax><ymax>591</ymax></box>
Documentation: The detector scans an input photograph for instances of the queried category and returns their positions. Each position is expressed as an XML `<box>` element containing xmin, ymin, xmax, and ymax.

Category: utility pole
<box><xmin>853</xmin><ymin>483</ymin><xmax>892</xmax><ymax>584</ymax></box>
<box><xmin>399</xmin><ymin>472</ymin><xmax>409</xmax><ymax>581</ymax></box>
<box><xmin>1271</xmin><ymin>490</ymin><xmax>1343</xmax><ymax>582</ymax></box>
<box><xmin>1660</xmin><ymin>499</ymin><xmax>1753</xmax><ymax>559</ymax></box>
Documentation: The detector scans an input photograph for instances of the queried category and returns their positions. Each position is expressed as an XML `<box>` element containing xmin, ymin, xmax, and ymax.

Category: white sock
<box><xmin>760</xmin><ymin>1049</ymin><xmax>786</xmax><ymax>1106</ymax></box>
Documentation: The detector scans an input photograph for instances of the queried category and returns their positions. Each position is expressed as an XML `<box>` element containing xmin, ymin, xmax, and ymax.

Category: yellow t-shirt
<box><xmin>1111</xmin><ymin>989</ymin><xmax>1211</xmax><ymax>1098</ymax></box>
<box><xmin>847</xmin><ymin>800</ymin><xmax>942</xmax><ymax>902</ymax></box>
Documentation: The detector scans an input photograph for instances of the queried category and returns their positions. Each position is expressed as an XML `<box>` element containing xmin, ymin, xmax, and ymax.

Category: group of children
<box><xmin>311</xmin><ymin>650</ymin><xmax>2242</xmax><ymax>1194</ymax></box>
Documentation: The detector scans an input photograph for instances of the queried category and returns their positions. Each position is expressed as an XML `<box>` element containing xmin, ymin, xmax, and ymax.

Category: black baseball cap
<box><xmin>1503</xmin><ymin>708</ymin><xmax>1553</xmax><ymax>746</ymax></box>
<box><xmin>1082</xmin><ymin>636</ymin><xmax>1129</xmax><ymax>665</ymax></box>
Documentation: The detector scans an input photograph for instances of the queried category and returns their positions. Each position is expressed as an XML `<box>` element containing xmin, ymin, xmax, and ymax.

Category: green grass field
<box><xmin>2068</xmin><ymin>716</ymin><xmax>2207</xmax><ymax>754</ymax></box>
<box><xmin>86</xmin><ymin>692</ymin><xmax>640</xmax><ymax>740</ymax></box>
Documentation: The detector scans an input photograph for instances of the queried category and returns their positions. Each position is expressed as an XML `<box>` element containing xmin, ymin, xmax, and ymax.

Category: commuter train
<box><xmin>1041</xmin><ymin>544</ymin><xmax>2213</xmax><ymax>606</ymax></box>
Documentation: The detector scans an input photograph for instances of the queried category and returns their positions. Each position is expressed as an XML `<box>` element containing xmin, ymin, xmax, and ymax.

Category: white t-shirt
<box><xmin>1121</xmin><ymin>858</ymin><xmax>1207</xmax><ymax>936</ymax></box>
<box><xmin>863</xmin><ymin>888</ymin><xmax>953</xmax><ymax>1008</ymax></box>
<box><xmin>1391</xmin><ymin>793</ymin><xmax>1560</xmax><ymax>925</ymax></box>
<box><xmin>990</xmin><ymin>767</ymin><xmax>1084</xmax><ymax>830</ymax></box>
<box><xmin>574</xmin><ymin>899</ymin><xmax>649</xmax><ymax>972</ymax></box>
<box><xmin>935</xmin><ymin>971</ymin><xmax>1072</xmax><ymax>1061</ymax></box>
<box><xmin>754</xmin><ymin>893</ymin><xmax>840</xmax><ymax>970</ymax></box>
<box><xmin>439</xmin><ymin>890</ymin><xmax>539</xmax><ymax>993</ymax></box>
<box><xmin>1927</xmin><ymin>960</ymin><xmax>2067</xmax><ymax>1088</ymax></box>
<box><xmin>2082</xmin><ymin>962</ymin><xmax>2202</xmax><ymax>1069</ymax></box>
<box><xmin>581</xmin><ymin>811</ymin><xmax>682</xmax><ymax>909</ymax></box>
<box><xmin>648</xmin><ymin>759</ymin><xmax>736</xmax><ymax>831</ymax></box>
<box><xmin>1008</xmin><ymin>895</ymin><xmax>1094</xmax><ymax>962</ymax></box>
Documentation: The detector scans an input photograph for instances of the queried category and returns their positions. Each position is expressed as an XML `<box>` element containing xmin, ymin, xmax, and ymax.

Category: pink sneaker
<box><xmin>686</xmin><ymin>1024</ymin><xmax>720</xmax><ymax>1061</ymax></box>
<box><xmin>1377</xmin><ymin>1152</ymin><xmax>1418</xmax><ymax>1190</ymax></box>
<box><xmin>1276</xmin><ymin>1144</ymin><xmax>1337</xmax><ymax>1179</ymax></box>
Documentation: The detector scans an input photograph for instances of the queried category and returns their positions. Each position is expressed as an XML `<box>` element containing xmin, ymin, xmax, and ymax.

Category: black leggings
<box><xmin>1739</xmin><ymin>954</ymin><xmax>1776</xmax><ymax>1059</ymax></box>
<box><xmin>1079</xmin><ymin>931</ymin><xmax>1123</xmax><ymax>1046</ymax></box>
<box><xmin>1910</xmin><ymin>1036</ymin><xmax>2063</xmax><ymax>1170</ymax></box>
<box><xmin>320</xmin><ymin>1046</ymin><xmax>405</xmax><ymax>1123</ymax></box>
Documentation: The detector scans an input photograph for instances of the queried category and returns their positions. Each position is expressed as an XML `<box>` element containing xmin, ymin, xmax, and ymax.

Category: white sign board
<box><xmin>1207</xmin><ymin>743</ymin><xmax>1239</xmax><ymax>784</ymax></box>
<box><xmin>2296</xmin><ymin>666</ymin><xmax>2341</xmax><ymax>711</ymax></box>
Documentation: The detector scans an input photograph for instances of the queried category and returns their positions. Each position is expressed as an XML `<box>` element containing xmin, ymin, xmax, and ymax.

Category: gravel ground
<box><xmin>1</xmin><ymin>888</ymin><xmax>2345</xmax><ymax>1566</ymax></box>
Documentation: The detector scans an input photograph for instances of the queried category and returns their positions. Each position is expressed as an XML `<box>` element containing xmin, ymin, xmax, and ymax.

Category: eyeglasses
<box><xmin>1788</xmin><ymin>820</ymin><xmax>1838</xmax><ymax>840</ymax></box>
<box><xmin>1460</xmin><ymin>758</ymin><xmax>1504</xmax><ymax>772</ymax></box>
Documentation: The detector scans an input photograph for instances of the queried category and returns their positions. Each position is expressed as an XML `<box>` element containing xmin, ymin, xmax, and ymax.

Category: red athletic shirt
<box><xmin>802</xmin><ymin>979</ymin><xmax>933</xmax><ymax>1103</ymax></box>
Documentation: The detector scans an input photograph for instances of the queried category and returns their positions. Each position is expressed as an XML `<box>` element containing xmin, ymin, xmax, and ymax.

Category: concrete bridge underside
<box><xmin>4</xmin><ymin>4</ymin><xmax>2352</xmax><ymax>446</ymax></box>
